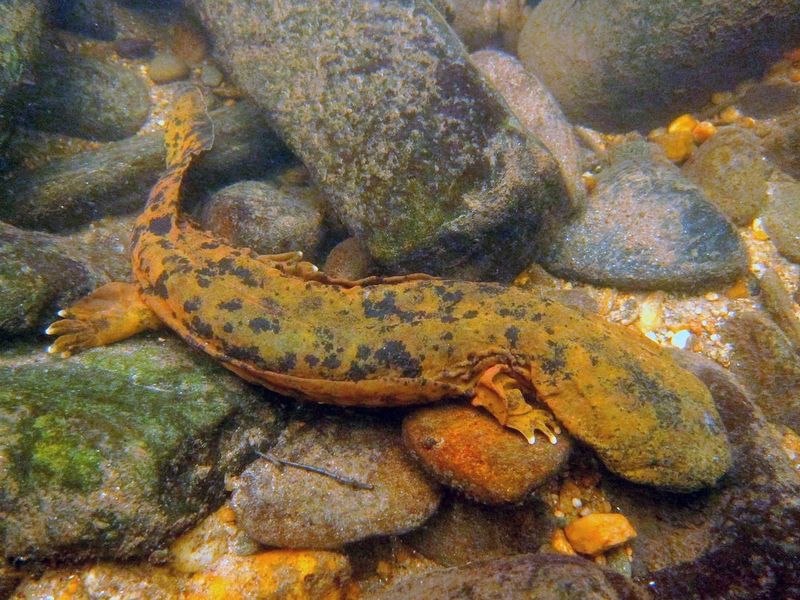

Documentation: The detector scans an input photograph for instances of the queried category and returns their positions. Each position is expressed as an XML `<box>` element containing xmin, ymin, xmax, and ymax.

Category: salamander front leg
<box><xmin>46</xmin><ymin>282</ymin><xmax>162</xmax><ymax>357</ymax></box>
<box><xmin>472</xmin><ymin>364</ymin><xmax>561</xmax><ymax>444</ymax></box>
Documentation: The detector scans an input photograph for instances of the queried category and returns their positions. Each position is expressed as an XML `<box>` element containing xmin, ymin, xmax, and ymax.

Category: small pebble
<box><xmin>148</xmin><ymin>52</ymin><xmax>190</xmax><ymax>84</ymax></box>
<box><xmin>563</xmin><ymin>513</ymin><xmax>637</xmax><ymax>556</ymax></box>
<box><xmin>200</xmin><ymin>63</ymin><xmax>223</xmax><ymax>87</ymax></box>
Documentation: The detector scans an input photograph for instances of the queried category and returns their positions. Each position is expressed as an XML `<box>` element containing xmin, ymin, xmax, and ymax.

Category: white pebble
<box><xmin>571</xmin><ymin>497</ymin><xmax>583</xmax><ymax>509</ymax></box>
<box><xmin>670</xmin><ymin>329</ymin><xmax>692</xmax><ymax>349</ymax></box>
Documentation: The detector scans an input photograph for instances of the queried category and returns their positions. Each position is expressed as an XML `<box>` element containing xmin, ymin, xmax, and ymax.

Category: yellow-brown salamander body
<box><xmin>48</xmin><ymin>91</ymin><xmax>731</xmax><ymax>491</ymax></box>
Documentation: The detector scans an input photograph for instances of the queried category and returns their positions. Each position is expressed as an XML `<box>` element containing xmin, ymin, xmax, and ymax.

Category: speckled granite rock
<box><xmin>188</xmin><ymin>0</ymin><xmax>569</xmax><ymax>281</ymax></box>
<box><xmin>232</xmin><ymin>413</ymin><xmax>441</xmax><ymax>549</ymax></box>
<box><xmin>472</xmin><ymin>49</ymin><xmax>585</xmax><ymax>210</ymax></box>
<box><xmin>540</xmin><ymin>141</ymin><xmax>748</xmax><ymax>291</ymax></box>
<box><xmin>15</xmin><ymin>51</ymin><xmax>150</xmax><ymax>141</ymax></box>
<box><xmin>369</xmin><ymin>553</ymin><xmax>647</xmax><ymax>599</ymax></box>
<box><xmin>0</xmin><ymin>336</ymin><xmax>285</xmax><ymax>562</ymax></box>
<box><xmin>682</xmin><ymin>127</ymin><xmax>770</xmax><ymax>226</ymax></box>
<box><xmin>199</xmin><ymin>180</ymin><xmax>328</xmax><ymax>263</ymax></box>
<box><xmin>518</xmin><ymin>0</ymin><xmax>800</xmax><ymax>132</ymax></box>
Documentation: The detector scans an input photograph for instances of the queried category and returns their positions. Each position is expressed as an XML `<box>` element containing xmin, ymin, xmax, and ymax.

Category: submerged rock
<box><xmin>52</xmin><ymin>0</ymin><xmax>117</xmax><ymax>40</ymax></box>
<box><xmin>0</xmin><ymin>336</ymin><xmax>285</xmax><ymax>562</ymax></box>
<box><xmin>0</xmin><ymin>0</ymin><xmax>43</xmax><ymax>105</ymax></box>
<box><xmin>403</xmin><ymin>403</ymin><xmax>571</xmax><ymax>504</ymax></box>
<box><xmin>762</xmin><ymin>174</ymin><xmax>800</xmax><ymax>264</ymax></box>
<box><xmin>232</xmin><ymin>413</ymin><xmax>441</xmax><ymax>549</ymax></box>
<box><xmin>724</xmin><ymin>310</ymin><xmax>800</xmax><ymax>434</ymax></box>
<box><xmin>147</xmin><ymin>51</ymin><xmax>190</xmax><ymax>84</ymax></box>
<box><xmin>471</xmin><ymin>49</ymin><xmax>585</xmax><ymax>210</ymax></box>
<box><xmin>15</xmin><ymin>51</ymin><xmax>150</xmax><ymax>141</ymax></box>
<box><xmin>0</xmin><ymin>102</ymin><xmax>291</xmax><ymax>232</ymax></box>
<box><xmin>682</xmin><ymin>127</ymin><xmax>770</xmax><ymax>226</ymax></box>
<box><xmin>188</xmin><ymin>0</ymin><xmax>569</xmax><ymax>281</ymax></box>
<box><xmin>323</xmin><ymin>237</ymin><xmax>376</xmax><ymax>281</ymax></box>
<box><xmin>518</xmin><ymin>0</ymin><xmax>800</xmax><ymax>131</ymax></box>
<box><xmin>370</xmin><ymin>553</ymin><xmax>647</xmax><ymax>599</ymax></box>
<box><xmin>540</xmin><ymin>141</ymin><xmax>748</xmax><ymax>291</ymax></box>
<box><xmin>199</xmin><ymin>180</ymin><xmax>327</xmax><ymax>263</ymax></box>
<box><xmin>403</xmin><ymin>494</ymin><xmax>553</xmax><ymax>567</ymax></box>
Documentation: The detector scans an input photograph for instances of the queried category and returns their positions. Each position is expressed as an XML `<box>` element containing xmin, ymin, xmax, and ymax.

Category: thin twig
<box><xmin>255</xmin><ymin>450</ymin><xmax>374</xmax><ymax>490</ymax></box>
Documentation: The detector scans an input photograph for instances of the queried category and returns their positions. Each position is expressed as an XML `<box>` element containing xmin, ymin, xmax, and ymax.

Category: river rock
<box><xmin>231</xmin><ymin>413</ymin><xmax>441</xmax><ymax>549</ymax></box>
<box><xmin>682</xmin><ymin>127</ymin><xmax>770</xmax><ymax>226</ymax></box>
<box><xmin>0</xmin><ymin>101</ymin><xmax>291</xmax><ymax>232</ymax></box>
<box><xmin>403</xmin><ymin>494</ymin><xmax>553</xmax><ymax>566</ymax></box>
<box><xmin>15</xmin><ymin>51</ymin><xmax>150</xmax><ymax>141</ymax></box>
<box><xmin>0</xmin><ymin>336</ymin><xmax>285</xmax><ymax>562</ymax></box>
<box><xmin>0</xmin><ymin>222</ymin><xmax>105</xmax><ymax>336</ymax></box>
<box><xmin>323</xmin><ymin>237</ymin><xmax>376</xmax><ymax>281</ymax></box>
<box><xmin>52</xmin><ymin>0</ymin><xmax>117</xmax><ymax>40</ymax></box>
<box><xmin>188</xmin><ymin>0</ymin><xmax>569</xmax><ymax>281</ymax></box>
<box><xmin>539</xmin><ymin>141</ymin><xmax>748</xmax><ymax>291</ymax></box>
<box><xmin>724</xmin><ymin>310</ymin><xmax>800</xmax><ymax>434</ymax></box>
<box><xmin>472</xmin><ymin>49</ymin><xmax>585</xmax><ymax>209</ymax></box>
<box><xmin>758</xmin><ymin>268</ymin><xmax>800</xmax><ymax>350</ymax></box>
<box><xmin>198</xmin><ymin>180</ymin><xmax>327</xmax><ymax>263</ymax></box>
<box><xmin>518</xmin><ymin>0</ymin><xmax>800</xmax><ymax>132</ymax></box>
<box><xmin>370</xmin><ymin>553</ymin><xmax>647</xmax><ymax>599</ymax></box>
<box><xmin>602</xmin><ymin>349</ymin><xmax>800</xmax><ymax>599</ymax></box>
<box><xmin>443</xmin><ymin>0</ymin><xmax>529</xmax><ymax>51</ymax></box>
<box><xmin>762</xmin><ymin>174</ymin><xmax>800</xmax><ymax>263</ymax></box>
<box><xmin>0</xmin><ymin>0</ymin><xmax>43</xmax><ymax>105</ymax></box>
<box><xmin>147</xmin><ymin>51</ymin><xmax>189</xmax><ymax>83</ymax></box>
<box><xmin>403</xmin><ymin>403</ymin><xmax>571</xmax><ymax>504</ymax></box>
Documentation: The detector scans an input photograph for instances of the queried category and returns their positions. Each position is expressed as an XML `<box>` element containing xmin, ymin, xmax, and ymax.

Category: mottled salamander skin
<box><xmin>121</xmin><ymin>91</ymin><xmax>729</xmax><ymax>491</ymax></box>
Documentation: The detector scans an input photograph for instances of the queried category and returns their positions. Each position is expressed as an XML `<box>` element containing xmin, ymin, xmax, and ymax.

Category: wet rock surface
<box><xmin>0</xmin><ymin>0</ymin><xmax>43</xmax><ymax>105</ymax></box>
<box><xmin>518</xmin><ymin>0</ymin><xmax>800</xmax><ymax>131</ymax></box>
<box><xmin>323</xmin><ymin>237</ymin><xmax>376</xmax><ymax>281</ymax></box>
<box><xmin>403</xmin><ymin>494</ymin><xmax>554</xmax><ymax>567</ymax></box>
<box><xmin>232</xmin><ymin>413</ymin><xmax>441</xmax><ymax>549</ymax></box>
<box><xmin>14</xmin><ymin>51</ymin><xmax>151</xmax><ymax>141</ymax></box>
<box><xmin>369</xmin><ymin>553</ymin><xmax>647</xmax><ymax>599</ymax></box>
<box><xmin>0</xmin><ymin>336</ymin><xmax>285</xmax><ymax>562</ymax></box>
<box><xmin>682</xmin><ymin>127</ymin><xmax>770</xmax><ymax>226</ymax></box>
<box><xmin>540</xmin><ymin>141</ymin><xmax>748</xmax><ymax>291</ymax></box>
<box><xmin>199</xmin><ymin>180</ymin><xmax>327</xmax><ymax>263</ymax></box>
<box><xmin>0</xmin><ymin>102</ymin><xmax>290</xmax><ymax>232</ymax></box>
<box><xmin>52</xmin><ymin>0</ymin><xmax>117</xmax><ymax>40</ymax></box>
<box><xmin>762</xmin><ymin>174</ymin><xmax>800</xmax><ymax>263</ymax></box>
<box><xmin>472</xmin><ymin>49</ymin><xmax>585</xmax><ymax>209</ymax></box>
<box><xmin>403</xmin><ymin>403</ymin><xmax>571</xmax><ymax>504</ymax></box>
<box><xmin>147</xmin><ymin>51</ymin><xmax>190</xmax><ymax>84</ymax></box>
<box><xmin>724</xmin><ymin>310</ymin><xmax>800</xmax><ymax>434</ymax></box>
<box><xmin>188</xmin><ymin>0</ymin><xmax>569</xmax><ymax>281</ymax></box>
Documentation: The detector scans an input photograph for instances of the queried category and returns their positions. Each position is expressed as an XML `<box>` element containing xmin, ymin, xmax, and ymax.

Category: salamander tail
<box><xmin>165</xmin><ymin>87</ymin><xmax>214</xmax><ymax>168</ymax></box>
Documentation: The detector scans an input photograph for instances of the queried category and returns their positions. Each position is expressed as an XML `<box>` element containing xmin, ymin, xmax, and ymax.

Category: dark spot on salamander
<box><xmin>196</xmin><ymin>276</ymin><xmax>211</xmax><ymax>288</ymax></box>
<box><xmin>151</xmin><ymin>271</ymin><xmax>170</xmax><ymax>299</ymax></box>
<box><xmin>440</xmin><ymin>331</ymin><xmax>453</xmax><ymax>341</ymax></box>
<box><xmin>183</xmin><ymin>297</ymin><xmax>201</xmax><ymax>312</ymax></box>
<box><xmin>363</xmin><ymin>291</ymin><xmax>423</xmax><ymax>323</ymax></box>
<box><xmin>356</xmin><ymin>345</ymin><xmax>371</xmax><ymax>360</ymax></box>
<box><xmin>498</xmin><ymin>306</ymin><xmax>526</xmax><ymax>319</ymax></box>
<box><xmin>147</xmin><ymin>215</ymin><xmax>173</xmax><ymax>236</ymax></box>
<box><xmin>219</xmin><ymin>340</ymin><xmax>268</xmax><ymax>370</ymax></box>
<box><xmin>441</xmin><ymin>315</ymin><xmax>457</xmax><ymax>324</ymax></box>
<box><xmin>305</xmin><ymin>354</ymin><xmax>319</xmax><ymax>367</ymax></box>
<box><xmin>157</xmin><ymin>239</ymin><xmax>175</xmax><ymax>250</ymax></box>
<box><xmin>544</xmin><ymin>326</ymin><xmax>555</xmax><ymax>336</ymax></box>
<box><xmin>215</xmin><ymin>257</ymin><xmax>259</xmax><ymax>287</ymax></box>
<box><xmin>433</xmin><ymin>285</ymin><xmax>464</xmax><ymax>305</ymax></box>
<box><xmin>530</xmin><ymin>312</ymin><xmax>544</xmax><ymax>322</ymax></box>
<box><xmin>189</xmin><ymin>315</ymin><xmax>214</xmax><ymax>338</ymax></box>
<box><xmin>590</xmin><ymin>355</ymin><xmax>599</xmax><ymax>367</ymax></box>
<box><xmin>505</xmin><ymin>326</ymin><xmax>520</xmax><ymax>348</ymax></box>
<box><xmin>374</xmin><ymin>340</ymin><xmax>422</xmax><ymax>378</ymax></box>
<box><xmin>218</xmin><ymin>299</ymin><xmax>243</xmax><ymax>311</ymax></box>
<box><xmin>540</xmin><ymin>342</ymin><xmax>567</xmax><ymax>377</ymax></box>
<box><xmin>249</xmin><ymin>317</ymin><xmax>280</xmax><ymax>334</ymax></box>
<box><xmin>200</xmin><ymin>241</ymin><xmax>220</xmax><ymax>249</ymax></box>
<box><xmin>223</xmin><ymin>322</ymin><xmax>234</xmax><ymax>333</ymax></box>
<box><xmin>279</xmin><ymin>352</ymin><xmax>297</xmax><ymax>371</ymax></box>
<box><xmin>322</xmin><ymin>354</ymin><xmax>341</xmax><ymax>370</ymax></box>
<box><xmin>462</xmin><ymin>310</ymin><xmax>478</xmax><ymax>319</ymax></box>
<box><xmin>618</xmin><ymin>362</ymin><xmax>682</xmax><ymax>428</ymax></box>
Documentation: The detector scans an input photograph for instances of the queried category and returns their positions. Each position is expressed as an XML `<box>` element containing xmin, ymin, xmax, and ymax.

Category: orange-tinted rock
<box><xmin>563</xmin><ymin>513</ymin><xmax>637</xmax><ymax>556</ymax></box>
<box><xmin>323</xmin><ymin>237</ymin><xmax>376</xmax><ymax>281</ymax></box>
<box><xmin>402</xmin><ymin>403</ymin><xmax>571</xmax><ymax>504</ymax></box>
<box><xmin>183</xmin><ymin>551</ymin><xmax>351</xmax><ymax>600</ymax></box>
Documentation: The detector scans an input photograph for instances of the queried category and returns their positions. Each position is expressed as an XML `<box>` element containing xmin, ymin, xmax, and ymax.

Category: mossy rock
<box><xmin>0</xmin><ymin>335</ymin><xmax>286</xmax><ymax>562</ymax></box>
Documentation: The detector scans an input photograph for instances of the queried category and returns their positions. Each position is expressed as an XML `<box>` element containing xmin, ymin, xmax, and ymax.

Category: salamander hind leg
<box><xmin>472</xmin><ymin>364</ymin><xmax>561</xmax><ymax>444</ymax></box>
<box><xmin>46</xmin><ymin>282</ymin><xmax>161</xmax><ymax>357</ymax></box>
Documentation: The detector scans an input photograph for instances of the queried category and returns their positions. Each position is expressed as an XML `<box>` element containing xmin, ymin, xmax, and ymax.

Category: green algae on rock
<box><xmin>0</xmin><ymin>336</ymin><xmax>285</xmax><ymax>562</ymax></box>
<box><xmin>188</xmin><ymin>0</ymin><xmax>569</xmax><ymax>281</ymax></box>
<box><xmin>0</xmin><ymin>0</ymin><xmax>43</xmax><ymax>105</ymax></box>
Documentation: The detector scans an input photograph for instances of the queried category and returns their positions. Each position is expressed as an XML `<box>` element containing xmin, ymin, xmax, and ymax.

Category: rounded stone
<box><xmin>17</xmin><ymin>51</ymin><xmax>151</xmax><ymax>141</ymax></box>
<box><xmin>762</xmin><ymin>175</ymin><xmax>800</xmax><ymax>264</ymax></box>
<box><xmin>148</xmin><ymin>51</ymin><xmax>190</xmax><ymax>83</ymax></box>
<box><xmin>540</xmin><ymin>140</ymin><xmax>748</xmax><ymax>292</ymax></box>
<box><xmin>323</xmin><ymin>237</ymin><xmax>376</xmax><ymax>281</ymax></box>
<box><xmin>402</xmin><ymin>403</ymin><xmax>571</xmax><ymax>504</ymax></box>
<box><xmin>517</xmin><ymin>0</ymin><xmax>800</xmax><ymax>132</ymax></box>
<box><xmin>199</xmin><ymin>180</ymin><xmax>327</xmax><ymax>263</ymax></box>
<box><xmin>231</xmin><ymin>415</ymin><xmax>442</xmax><ymax>549</ymax></box>
<box><xmin>682</xmin><ymin>127</ymin><xmax>769</xmax><ymax>226</ymax></box>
